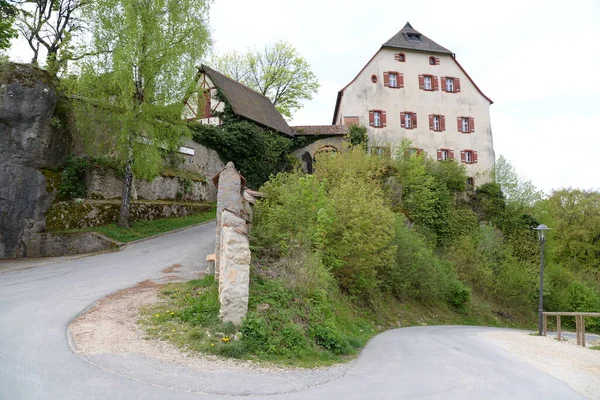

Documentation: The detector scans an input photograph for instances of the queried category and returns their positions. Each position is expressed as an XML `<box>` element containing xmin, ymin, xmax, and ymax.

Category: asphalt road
<box><xmin>0</xmin><ymin>223</ymin><xmax>587</xmax><ymax>400</ymax></box>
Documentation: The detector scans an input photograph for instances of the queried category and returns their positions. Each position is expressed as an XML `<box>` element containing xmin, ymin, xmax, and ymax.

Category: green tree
<box><xmin>75</xmin><ymin>0</ymin><xmax>211</xmax><ymax>227</ymax></box>
<box><xmin>493</xmin><ymin>155</ymin><xmax>544</xmax><ymax>208</ymax></box>
<box><xmin>547</xmin><ymin>189</ymin><xmax>600</xmax><ymax>277</ymax></box>
<box><xmin>212</xmin><ymin>41</ymin><xmax>319</xmax><ymax>119</ymax></box>
<box><xmin>0</xmin><ymin>0</ymin><xmax>18</xmax><ymax>51</ymax></box>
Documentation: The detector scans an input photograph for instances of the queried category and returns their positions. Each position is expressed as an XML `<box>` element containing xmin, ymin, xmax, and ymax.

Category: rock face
<box><xmin>0</xmin><ymin>64</ymin><xmax>67</xmax><ymax>258</ymax></box>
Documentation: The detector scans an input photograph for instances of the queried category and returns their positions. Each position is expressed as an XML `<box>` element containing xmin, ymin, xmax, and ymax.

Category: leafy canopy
<box><xmin>0</xmin><ymin>0</ymin><xmax>18</xmax><ymax>51</ymax></box>
<box><xmin>73</xmin><ymin>0</ymin><xmax>211</xmax><ymax>179</ymax></box>
<box><xmin>211</xmin><ymin>41</ymin><xmax>319</xmax><ymax>119</ymax></box>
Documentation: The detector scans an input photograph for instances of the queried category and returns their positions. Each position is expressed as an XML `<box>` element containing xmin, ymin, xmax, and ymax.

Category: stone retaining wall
<box><xmin>46</xmin><ymin>201</ymin><xmax>212</xmax><ymax>231</ymax></box>
<box><xmin>25</xmin><ymin>232</ymin><xmax>120</xmax><ymax>257</ymax></box>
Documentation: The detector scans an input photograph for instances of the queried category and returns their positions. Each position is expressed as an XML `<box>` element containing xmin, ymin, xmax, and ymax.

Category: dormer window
<box><xmin>407</xmin><ymin>33</ymin><xmax>421</xmax><ymax>41</ymax></box>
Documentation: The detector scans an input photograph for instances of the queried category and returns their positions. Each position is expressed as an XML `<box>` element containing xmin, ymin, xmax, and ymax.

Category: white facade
<box><xmin>334</xmin><ymin>27</ymin><xmax>495</xmax><ymax>184</ymax></box>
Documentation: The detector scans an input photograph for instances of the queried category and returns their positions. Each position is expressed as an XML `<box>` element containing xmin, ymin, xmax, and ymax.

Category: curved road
<box><xmin>0</xmin><ymin>223</ymin><xmax>586</xmax><ymax>399</ymax></box>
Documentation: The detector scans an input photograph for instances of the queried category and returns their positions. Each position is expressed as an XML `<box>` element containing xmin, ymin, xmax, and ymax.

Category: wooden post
<box><xmin>581</xmin><ymin>315</ymin><xmax>585</xmax><ymax>347</ymax></box>
<box><xmin>543</xmin><ymin>314</ymin><xmax>548</xmax><ymax>336</ymax></box>
<box><xmin>557</xmin><ymin>315</ymin><xmax>561</xmax><ymax>341</ymax></box>
<box><xmin>575</xmin><ymin>316</ymin><xmax>581</xmax><ymax>346</ymax></box>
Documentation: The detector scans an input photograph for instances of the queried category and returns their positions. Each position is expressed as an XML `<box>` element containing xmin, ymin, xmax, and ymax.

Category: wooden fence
<box><xmin>542</xmin><ymin>312</ymin><xmax>600</xmax><ymax>347</ymax></box>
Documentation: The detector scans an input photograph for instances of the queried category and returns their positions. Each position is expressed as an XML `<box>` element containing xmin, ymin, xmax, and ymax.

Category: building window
<box><xmin>429</xmin><ymin>56</ymin><xmax>440</xmax><ymax>65</ymax></box>
<box><xmin>461</xmin><ymin>150</ymin><xmax>478</xmax><ymax>164</ymax></box>
<box><xmin>442</xmin><ymin>76</ymin><xmax>461</xmax><ymax>93</ymax></box>
<box><xmin>405</xmin><ymin>147</ymin><xmax>424</xmax><ymax>157</ymax></box>
<box><xmin>419</xmin><ymin>74</ymin><xmax>438</xmax><ymax>91</ymax></box>
<box><xmin>429</xmin><ymin>114</ymin><xmax>445</xmax><ymax>131</ymax></box>
<box><xmin>466</xmin><ymin>177</ymin><xmax>475</xmax><ymax>188</ymax></box>
<box><xmin>200</xmin><ymin>90</ymin><xmax>211</xmax><ymax>118</ymax></box>
<box><xmin>369</xmin><ymin>109</ymin><xmax>386</xmax><ymax>128</ymax></box>
<box><xmin>457</xmin><ymin>117</ymin><xmax>475</xmax><ymax>133</ymax></box>
<box><xmin>408</xmin><ymin>33</ymin><xmax>421</xmax><ymax>41</ymax></box>
<box><xmin>371</xmin><ymin>146</ymin><xmax>391</xmax><ymax>158</ymax></box>
<box><xmin>371</xmin><ymin>74</ymin><xmax>378</xmax><ymax>83</ymax></box>
<box><xmin>395</xmin><ymin>53</ymin><xmax>406</xmax><ymax>62</ymax></box>
<box><xmin>400</xmin><ymin>112</ymin><xmax>417</xmax><ymax>129</ymax></box>
<box><xmin>384</xmin><ymin>72</ymin><xmax>403</xmax><ymax>88</ymax></box>
<box><xmin>424</xmin><ymin>76</ymin><xmax>432</xmax><ymax>90</ymax></box>
<box><xmin>437</xmin><ymin>148</ymin><xmax>454</xmax><ymax>161</ymax></box>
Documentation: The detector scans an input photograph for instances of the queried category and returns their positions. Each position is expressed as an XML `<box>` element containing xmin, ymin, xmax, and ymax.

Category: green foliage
<box><xmin>211</xmin><ymin>41</ymin><xmax>319</xmax><ymax>119</ymax></box>
<box><xmin>493</xmin><ymin>155</ymin><xmax>544</xmax><ymax>208</ymax></box>
<box><xmin>190</xmin><ymin>120</ymin><xmax>292</xmax><ymax>189</ymax></box>
<box><xmin>390</xmin><ymin>216</ymin><xmax>470</xmax><ymax>308</ymax></box>
<box><xmin>346</xmin><ymin>125</ymin><xmax>368</xmax><ymax>149</ymax></box>
<box><xmin>546</xmin><ymin>189</ymin><xmax>600</xmax><ymax>276</ymax></box>
<box><xmin>0</xmin><ymin>0</ymin><xmax>18</xmax><ymax>51</ymax></box>
<box><xmin>142</xmin><ymin>274</ymin><xmax>372</xmax><ymax>365</ymax></box>
<box><xmin>58</xmin><ymin>155</ymin><xmax>90</xmax><ymax>199</ymax></box>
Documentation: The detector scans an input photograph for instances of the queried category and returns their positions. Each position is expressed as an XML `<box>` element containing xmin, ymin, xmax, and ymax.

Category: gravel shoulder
<box><xmin>480</xmin><ymin>330</ymin><xmax>600</xmax><ymax>399</ymax></box>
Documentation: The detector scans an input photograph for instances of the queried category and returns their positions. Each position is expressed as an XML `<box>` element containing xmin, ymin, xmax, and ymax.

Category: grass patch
<box><xmin>64</xmin><ymin>207</ymin><xmax>215</xmax><ymax>242</ymax></box>
<box><xmin>140</xmin><ymin>274</ymin><xmax>375</xmax><ymax>367</ymax></box>
<box><xmin>591</xmin><ymin>346</ymin><xmax>600</xmax><ymax>350</ymax></box>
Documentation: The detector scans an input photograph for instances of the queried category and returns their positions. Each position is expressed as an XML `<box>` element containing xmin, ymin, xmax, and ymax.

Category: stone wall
<box><xmin>46</xmin><ymin>200</ymin><xmax>212</xmax><ymax>231</ymax></box>
<box><xmin>25</xmin><ymin>232</ymin><xmax>120</xmax><ymax>257</ymax></box>
<box><xmin>0</xmin><ymin>64</ymin><xmax>69</xmax><ymax>258</ymax></box>
<box><xmin>292</xmin><ymin>137</ymin><xmax>345</xmax><ymax>173</ymax></box>
<box><xmin>87</xmin><ymin>166</ymin><xmax>211</xmax><ymax>202</ymax></box>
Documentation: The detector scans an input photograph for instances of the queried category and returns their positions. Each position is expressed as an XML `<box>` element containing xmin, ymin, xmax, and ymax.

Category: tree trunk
<box><xmin>118</xmin><ymin>137</ymin><xmax>134</xmax><ymax>228</ymax></box>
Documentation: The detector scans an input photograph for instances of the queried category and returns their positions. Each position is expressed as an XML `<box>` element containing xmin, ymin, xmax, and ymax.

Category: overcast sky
<box><xmin>8</xmin><ymin>0</ymin><xmax>600</xmax><ymax>193</ymax></box>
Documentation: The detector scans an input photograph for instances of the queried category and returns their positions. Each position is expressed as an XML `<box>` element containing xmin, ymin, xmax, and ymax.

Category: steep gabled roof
<box><xmin>200</xmin><ymin>65</ymin><xmax>293</xmax><ymax>137</ymax></box>
<box><xmin>382</xmin><ymin>22</ymin><xmax>452</xmax><ymax>55</ymax></box>
<box><xmin>291</xmin><ymin>125</ymin><xmax>347</xmax><ymax>136</ymax></box>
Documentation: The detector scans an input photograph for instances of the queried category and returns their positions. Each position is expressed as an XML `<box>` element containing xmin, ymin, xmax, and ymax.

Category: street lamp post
<box><xmin>534</xmin><ymin>224</ymin><xmax>551</xmax><ymax>336</ymax></box>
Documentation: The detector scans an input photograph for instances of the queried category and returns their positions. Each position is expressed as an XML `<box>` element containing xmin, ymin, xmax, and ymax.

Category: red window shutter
<box><xmin>429</xmin><ymin>115</ymin><xmax>434</xmax><ymax>130</ymax></box>
<box><xmin>400</xmin><ymin>112</ymin><xmax>405</xmax><ymax>128</ymax></box>
<box><xmin>473</xmin><ymin>151</ymin><xmax>478</xmax><ymax>163</ymax></box>
<box><xmin>382</xmin><ymin>111</ymin><xmax>387</xmax><ymax>127</ymax></box>
<box><xmin>457</xmin><ymin>117</ymin><xmax>462</xmax><ymax>131</ymax></box>
<box><xmin>394</xmin><ymin>53</ymin><xmax>400</xmax><ymax>61</ymax></box>
<box><xmin>383</xmin><ymin>72</ymin><xmax>389</xmax><ymax>87</ymax></box>
<box><xmin>412</xmin><ymin>113</ymin><xmax>418</xmax><ymax>128</ymax></box>
<box><xmin>460</xmin><ymin>151</ymin><xmax>466</xmax><ymax>163</ymax></box>
<box><xmin>441</xmin><ymin>116</ymin><xmax>446</xmax><ymax>131</ymax></box>
<box><xmin>435</xmin><ymin>57</ymin><xmax>440</xmax><ymax>65</ymax></box>
<box><xmin>203</xmin><ymin>91</ymin><xmax>211</xmax><ymax>118</ymax></box>
<box><xmin>433</xmin><ymin>76</ymin><xmax>439</xmax><ymax>91</ymax></box>
<box><xmin>441</xmin><ymin>77</ymin><xmax>446</xmax><ymax>92</ymax></box>
<box><xmin>449</xmin><ymin>150</ymin><xmax>455</xmax><ymax>160</ymax></box>
<box><xmin>419</xmin><ymin>75</ymin><xmax>424</xmax><ymax>90</ymax></box>
<box><xmin>469</xmin><ymin>117</ymin><xmax>475</xmax><ymax>132</ymax></box>
<box><xmin>369</xmin><ymin>110</ymin><xmax>374</xmax><ymax>126</ymax></box>
<box><xmin>456</xmin><ymin>78</ymin><xmax>461</xmax><ymax>92</ymax></box>
<box><xmin>398</xmin><ymin>73</ymin><xmax>404</xmax><ymax>88</ymax></box>
<box><xmin>437</xmin><ymin>150</ymin><xmax>442</xmax><ymax>161</ymax></box>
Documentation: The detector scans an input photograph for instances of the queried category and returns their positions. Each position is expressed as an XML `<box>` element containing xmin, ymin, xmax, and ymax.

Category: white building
<box><xmin>332</xmin><ymin>22</ymin><xmax>495</xmax><ymax>185</ymax></box>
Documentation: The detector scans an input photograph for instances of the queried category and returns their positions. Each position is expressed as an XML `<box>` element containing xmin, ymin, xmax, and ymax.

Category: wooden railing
<box><xmin>542</xmin><ymin>312</ymin><xmax>600</xmax><ymax>347</ymax></box>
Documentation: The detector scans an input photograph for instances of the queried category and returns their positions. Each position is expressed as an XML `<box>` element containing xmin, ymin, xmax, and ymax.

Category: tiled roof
<box><xmin>290</xmin><ymin>125</ymin><xmax>348</xmax><ymax>136</ymax></box>
<box><xmin>200</xmin><ymin>65</ymin><xmax>293</xmax><ymax>137</ymax></box>
<box><xmin>382</xmin><ymin>22</ymin><xmax>452</xmax><ymax>55</ymax></box>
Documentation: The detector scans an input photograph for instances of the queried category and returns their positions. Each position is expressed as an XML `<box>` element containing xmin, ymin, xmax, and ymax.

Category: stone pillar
<box><xmin>218</xmin><ymin>209</ymin><xmax>250</xmax><ymax>325</ymax></box>
<box><xmin>213</xmin><ymin>162</ymin><xmax>244</xmax><ymax>279</ymax></box>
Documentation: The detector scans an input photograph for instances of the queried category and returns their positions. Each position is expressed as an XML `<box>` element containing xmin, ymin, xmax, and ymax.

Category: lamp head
<box><xmin>533</xmin><ymin>224</ymin><xmax>551</xmax><ymax>243</ymax></box>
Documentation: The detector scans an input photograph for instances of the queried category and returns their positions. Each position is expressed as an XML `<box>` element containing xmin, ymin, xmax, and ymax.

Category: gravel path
<box><xmin>481</xmin><ymin>330</ymin><xmax>600</xmax><ymax>399</ymax></box>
